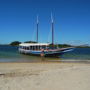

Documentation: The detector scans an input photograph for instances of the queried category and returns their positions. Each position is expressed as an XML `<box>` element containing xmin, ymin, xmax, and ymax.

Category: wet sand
<box><xmin>0</xmin><ymin>62</ymin><xmax>90</xmax><ymax>90</ymax></box>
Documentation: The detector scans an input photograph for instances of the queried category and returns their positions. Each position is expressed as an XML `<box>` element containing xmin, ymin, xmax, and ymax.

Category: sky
<box><xmin>0</xmin><ymin>0</ymin><xmax>90</xmax><ymax>45</ymax></box>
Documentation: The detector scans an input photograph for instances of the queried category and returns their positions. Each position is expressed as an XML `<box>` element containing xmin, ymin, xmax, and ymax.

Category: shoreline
<box><xmin>0</xmin><ymin>59</ymin><xmax>90</xmax><ymax>64</ymax></box>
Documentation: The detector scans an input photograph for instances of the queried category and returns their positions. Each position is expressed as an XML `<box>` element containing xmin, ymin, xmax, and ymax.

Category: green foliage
<box><xmin>10</xmin><ymin>41</ymin><xmax>37</xmax><ymax>46</ymax></box>
<box><xmin>49</xmin><ymin>43</ymin><xmax>72</xmax><ymax>48</ymax></box>
<box><xmin>10</xmin><ymin>41</ymin><xmax>21</xmax><ymax>46</ymax></box>
<box><xmin>58</xmin><ymin>44</ymin><xmax>72</xmax><ymax>48</ymax></box>
<box><xmin>24</xmin><ymin>41</ymin><xmax>37</xmax><ymax>43</ymax></box>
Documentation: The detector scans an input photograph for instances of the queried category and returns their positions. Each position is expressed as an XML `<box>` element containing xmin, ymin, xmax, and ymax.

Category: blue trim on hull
<box><xmin>20</xmin><ymin>50</ymin><xmax>64</xmax><ymax>57</ymax></box>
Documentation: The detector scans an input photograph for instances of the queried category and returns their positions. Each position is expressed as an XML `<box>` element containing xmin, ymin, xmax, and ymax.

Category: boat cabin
<box><xmin>19</xmin><ymin>43</ymin><xmax>50</xmax><ymax>51</ymax></box>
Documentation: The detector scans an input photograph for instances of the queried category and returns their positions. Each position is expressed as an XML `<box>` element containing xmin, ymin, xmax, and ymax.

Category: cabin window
<box><xmin>20</xmin><ymin>45</ymin><xmax>49</xmax><ymax>50</ymax></box>
<box><xmin>31</xmin><ymin>46</ymin><xmax>34</xmax><ymax>50</ymax></box>
<box><xmin>39</xmin><ymin>46</ymin><xmax>41</xmax><ymax>49</ymax></box>
<box><xmin>22</xmin><ymin>47</ymin><xmax>24</xmax><ymax>49</ymax></box>
<box><xmin>38</xmin><ymin>46</ymin><xmax>40</xmax><ymax>50</ymax></box>
<box><xmin>24</xmin><ymin>47</ymin><xmax>26</xmax><ymax>50</ymax></box>
<box><xmin>41</xmin><ymin>46</ymin><xmax>46</xmax><ymax>49</ymax></box>
<box><xmin>34</xmin><ymin>46</ymin><xmax>36</xmax><ymax>50</ymax></box>
<box><xmin>27</xmin><ymin>47</ymin><xmax>29</xmax><ymax>50</ymax></box>
<box><xmin>33</xmin><ymin>46</ymin><xmax>35</xmax><ymax>50</ymax></box>
<box><xmin>29</xmin><ymin>46</ymin><xmax>31</xmax><ymax>50</ymax></box>
<box><xmin>32</xmin><ymin>46</ymin><xmax>34</xmax><ymax>50</ymax></box>
<box><xmin>19</xmin><ymin>46</ymin><xmax>21</xmax><ymax>48</ymax></box>
<box><xmin>23</xmin><ymin>47</ymin><xmax>28</xmax><ymax>50</ymax></box>
<box><xmin>35</xmin><ymin>46</ymin><xmax>38</xmax><ymax>50</ymax></box>
<box><xmin>21</xmin><ymin>46</ymin><xmax>23</xmax><ymax>49</ymax></box>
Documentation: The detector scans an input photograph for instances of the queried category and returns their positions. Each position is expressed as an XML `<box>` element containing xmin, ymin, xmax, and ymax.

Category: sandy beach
<box><xmin>0</xmin><ymin>62</ymin><xmax>90</xmax><ymax>90</ymax></box>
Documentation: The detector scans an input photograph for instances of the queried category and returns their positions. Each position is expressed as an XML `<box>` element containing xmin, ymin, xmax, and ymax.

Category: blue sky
<box><xmin>0</xmin><ymin>0</ymin><xmax>90</xmax><ymax>45</ymax></box>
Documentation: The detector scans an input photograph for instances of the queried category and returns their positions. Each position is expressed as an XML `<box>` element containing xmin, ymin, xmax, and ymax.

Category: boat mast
<box><xmin>51</xmin><ymin>13</ymin><xmax>54</xmax><ymax>46</ymax></box>
<box><xmin>37</xmin><ymin>15</ymin><xmax>39</xmax><ymax>43</ymax></box>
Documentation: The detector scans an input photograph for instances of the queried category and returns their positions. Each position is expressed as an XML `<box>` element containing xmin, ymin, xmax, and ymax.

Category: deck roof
<box><xmin>19</xmin><ymin>43</ymin><xmax>50</xmax><ymax>46</ymax></box>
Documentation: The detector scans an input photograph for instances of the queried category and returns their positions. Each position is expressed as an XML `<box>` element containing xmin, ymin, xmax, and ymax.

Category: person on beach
<box><xmin>41</xmin><ymin>49</ymin><xmax>45</xmax><ymax>57</ymax></box>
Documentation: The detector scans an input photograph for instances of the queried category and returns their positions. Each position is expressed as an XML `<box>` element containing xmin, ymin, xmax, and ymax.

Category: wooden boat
<box><xmin>19</xmin><ymin>43</ymin><xmax>74</xmax><ymax>57</ymax></box>
<box><xmin>19</xmin><ymin>15</ymin><xmax>74</xmax><ymax>57</ymax></box>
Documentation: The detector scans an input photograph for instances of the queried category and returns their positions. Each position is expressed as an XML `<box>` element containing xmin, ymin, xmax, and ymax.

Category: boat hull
<box><xmin>19</xmin><ymin>47</ymin><xmax>74</xmax><ymax>57</ymax></box>
<box><xmin>21</xmin><ymin>52</ymin><xmax>63</xmax><ymax>57</ymax></box>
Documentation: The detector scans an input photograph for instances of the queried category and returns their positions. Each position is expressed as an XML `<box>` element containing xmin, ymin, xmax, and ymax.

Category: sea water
<box><xmin>0</xmin><ymin>45</ymin><xmax>90</xmax><ymax>62</ymax></box>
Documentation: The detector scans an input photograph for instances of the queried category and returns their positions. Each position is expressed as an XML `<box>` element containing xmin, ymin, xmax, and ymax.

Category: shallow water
<box><xmin>0</xmin><ymin>45</ymin><xmax>90</xmax><ymax>62</ymax></box>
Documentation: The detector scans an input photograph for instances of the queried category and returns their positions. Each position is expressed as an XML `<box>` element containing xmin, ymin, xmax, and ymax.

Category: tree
<box><xmin>24</xmin><ymin>41</ymin><xmax>37</xmax><ymax>43</ymax></box>
<box><xmin>10</xmin><ymin>41</ymin><xmax>21</xmax><ymax>46</ymax></box>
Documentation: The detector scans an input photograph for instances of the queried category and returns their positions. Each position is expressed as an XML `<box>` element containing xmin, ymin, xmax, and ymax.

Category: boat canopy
<box><xmin>19</xmin><ymin>43</ymin><xmax>50</xmax><ymax>47</ymax></box>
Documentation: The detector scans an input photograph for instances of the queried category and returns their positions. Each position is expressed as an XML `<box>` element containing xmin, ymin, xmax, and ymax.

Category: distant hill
<box><xmin>8</xmin><ymin>41</ymin><xmax>90</xmax><ymax>48</ymax></box>
<box><xmin>76</xmin><ymin>45</ymin><xmax>90</xmax><ymax>48</ymax></box>
<box><xmin>57</xmin><ymin>44</ymin><xmax>73</xmax><ymax>48</ymax></box>
<box><xmin>9</xmin><ymin>41</ymin><xmax>37</xmax><ymax>46</ymax></box>
<box><xmin>10</xmin><ymin>41</ymin><xmax>21</xmax><ymax>46</ymax></box>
